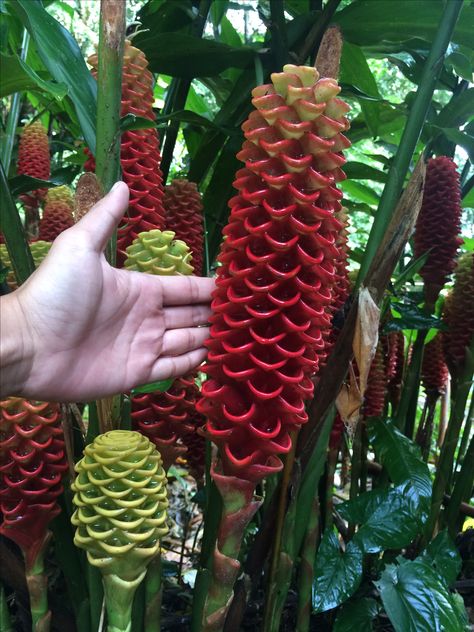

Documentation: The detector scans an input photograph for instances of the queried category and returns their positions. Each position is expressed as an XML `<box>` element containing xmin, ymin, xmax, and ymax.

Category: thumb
<box><xmin>74</xmin><ymin>181</ymin><xmax>130</xmax><ymax>252</ymax></box>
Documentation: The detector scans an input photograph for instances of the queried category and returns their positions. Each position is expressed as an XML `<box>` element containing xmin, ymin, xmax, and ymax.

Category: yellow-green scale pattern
<box><xmin>124</xmin><ymin>229</ymin><xmax>193</xmax><ymax>275</ymax></box>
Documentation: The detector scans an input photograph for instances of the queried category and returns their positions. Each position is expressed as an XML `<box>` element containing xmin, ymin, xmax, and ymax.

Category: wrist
<box><xmin>0</xmin><ymin>291</ymin><xmax>35</xmax><ymax>398</ymax></box>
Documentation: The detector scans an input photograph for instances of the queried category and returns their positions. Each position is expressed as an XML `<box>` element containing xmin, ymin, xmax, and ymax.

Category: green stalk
<box><xmin>103</xmin><ymin>572</ymin><xmax>145</xmax><ymax>632</ymax></box>
<box><xmin>144</xmin><ymin>556</ymin><xmax>162</xmax><ymax>632</ymax></box>
<box><xmin>394</xmin><ymin>330</ymin><xmax>426</xmax><ymax>434</ymax></box>
<box><xmin>0</xmin><ymin>584</ymin><xmax>13</xmax><ymax>632</ymax></box>
<box><xmin>357</xmin><ymin>0</ymin><xmax>464</xmax><ymax>285</ymax></box>
<box><xmin>0</xmin><ymin>31</ymin><xmax>30</xmax><ymax>173</ymax></box>
<box><xmin>425</xmin><ymin>341</ymin><xmax>474</xmax><ymax>541</ymax></box>
<box><xmin>95</xmin><ymin>0</ymin><xmax>125</xmax><ymax>264</ymax></box>
<box><xmin>0</xmin><ymin>158</ymin><xmax>35</xmax><ymax>285</ymax></box>
<box><xmin>269</xmin><ymin>0</ymin><xmax>289</xmax><ymax>69</ymax></box>
<box><xmin>296</xmin><ymin>497</ymin><xmax>320</xmax><ymax>632</ymax></box>
<box><xmin>456</xmin><ymin>389</ymin><xmax>473</xmax><ymax>468</ymax></box>
<box><xmin>446</xmin><ymin>434</ymin><xmax>474</xmax><ymax>538</ymax></box>
<box><xmin>94</xmin><ymin>0</ymin><xmax>125</xmax><ymax>434</ymax></box>
<box><xmin>24</xmin><ymin>546</ymin><xmax>50</xmax><ymax>632</ymax></box>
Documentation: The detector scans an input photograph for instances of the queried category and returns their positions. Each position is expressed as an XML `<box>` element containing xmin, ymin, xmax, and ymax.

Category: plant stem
<box><xmin>446</xmin><ymin>433</ymin><xmax>474</xmax><ymax>538</ymax></box>
<box><xmin>103</xmin><ymin>572</ymin><xmax>145</xmax><ymax>632</ymax></box>
<box><xmin>0</xmin><ymin>584</ymin><xmax>13</xmax><ymax>632</ymax></box>
<box><xmin>0</xmin><ymin>158</ymin><xmax>35</xmax><ymax>285</ymax></box>
<box><xmin>425</xmin><ymin>342</ymin><xmax>474</xmax><ymax>541</ymax></box>
<box><xmin>24</xmin><ymin>545</ymin><xmax>50</xmax><ymax>632</ymax></box>
<box><xmin>269</xmin><ymin>0</ymin><xmax>288</xmax><ymax>69</ymax></box>
<box><xmin>95</xmin><ymin>0</ymin><xmax>125</xmax><ymax>263</ymax></box>
<box><xmin>296</xmin><ymin>0</ymin><xmax>342</xmax><ymax>64</ymax></box>
<box><xmin>144</xmin><ymin>557</ymin><xmax>162</xmax><ymax>632</ymax></box>
<box><xmin>0</xmin><ymin>31</ymin><xmax>30</xmax><ymax>174</ymax></box>
<box><xmin>394</xmin><ymin>330</ymin><xmax>426</xmax><ymax>434</ymax></box>
<box><xmin>456</xmin><ymin>388</ymin><xmax>473</xmax><ymax>467</ymax></box>
<box><xmin>324</xmin><ymin>448</ymin><xmax>338</xmax><ymax>529</ymax></box>
<box><xmin>357</xmin><ymin>0</ymin><xmax>464</xmax><ymax>284</ymax></box>
<box><xmin>296</xmin><ymin>497</ymin><xmax>320</xmax><ymax>632</ymax></box>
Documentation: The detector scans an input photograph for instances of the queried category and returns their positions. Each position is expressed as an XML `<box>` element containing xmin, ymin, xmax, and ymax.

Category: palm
<box><xmin>11</xmin><ymin>183</ymin><xmax>214</xmax><ymax>402</ymax></box>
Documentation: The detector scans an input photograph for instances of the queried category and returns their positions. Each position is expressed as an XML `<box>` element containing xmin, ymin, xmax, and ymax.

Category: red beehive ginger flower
<box><xmin>414</xmin><ymin>157</ymin><xmax>462</xmax><ymax>306</ymax></box>
<box><xmin>197</xmin><ymin>64</ymin><xmax>350</xmax><ymax>483</ymax></box>
<box><xmin>38</xmin><ymin>185</ymin><xmax>74</xmax><ymax>241</ymax></box>
<box><xmin>0</xmin><ymin>398</ymin><xmax>68</xmax><ymax>565</ymax></box>
<box><xmin>131</xmin><ymin>375</ymin><xmax>205</xmax><ymax>473</ymax></box>
<box><xmin>443</xmin><ymin>252</ymin><xmax>474</xmax><ymax>376</ymax></box>
<box><xmin>383</xmin><ymin>331</ymin><xmax>404</xmax><ymax>408</ymax></box>
<box><xmin>364</xmin><ymin>343</ymin><xmax>386</xmax><ymax>418</ymax></box>
<box><xmin>165</xmin><ymin>179</ymin><xmax>205</xmax><ymax>275</ymax></box>
<box><xmin>421</xmin><ymin>334</ymin><xmax>448</xmax><ymax>395</ymax></box>
<box><xmin>88</xmin><ymin>40</ymin><xmax>165</xmax><ymax>264</ymax></box>
<box><xmin>17</xmin><ymin>121</ymin><xmax>51</xmax><ymax>210</ymax></box>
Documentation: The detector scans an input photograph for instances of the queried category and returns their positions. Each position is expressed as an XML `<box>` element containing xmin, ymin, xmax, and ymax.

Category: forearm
<box><xmin>0</xmin><ymin>292</ymin><xmax>34</xmax><ymax>399</ymax></box>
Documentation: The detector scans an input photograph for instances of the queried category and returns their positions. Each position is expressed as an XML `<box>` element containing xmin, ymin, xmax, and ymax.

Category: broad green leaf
<box><xmin>339</xmin><ymin>484</ymin><xmax>421</xmax><ymax>553</ymax></box>
<box><xmin>344</xmin><ymin>162</ymin><xmax>387</xmax><ymax>183</ymax></box>
<box><xmin>340</xmin><ymin>42</ymin><xmax>381</xmax><ymax>136</ymax></box>
<box><xmin>386</xmin><ymin>302</ymin><xmax>443</xmax><ymax>333</ymax></box>
<box><xmin>463</xmin><ymin>187</ymin><xmax>474</xmax><ymax>208</ymax></box>
<box><xmin>334</xmin><ymin>1</ymin><xmax>474</xmax><ymax>51</ymax></box>
<box><xmin>333</xmin><ymin>597</ymin><xmax>379</xmax><ymax>632</ymax></box>
<box><xmin>341</xmin><ymin>180</ymin><xmax>379</xmax><ymax>207</ymax></box>
<box><xmin>210</xmin><ymin>0</ymin><xmax>229</xmax><ymax>27</ymax></box>
<box><xmin>438</xmin><ymin>128</ymin><xmax>474</xmax><ymax>164</ymax></box>
<box><xmin>375</xmin><ymin>559</ymin><xmax>468</xmax><ymax>632</ymax></box>
<box><xmin>8</xmin><ymin>174</ymin><xmax>69</xmax><ymax>196</ymax></box>
<box><xmin>133</xmin><ymin>31</ymin><xmax>255</xmax><ymax>78</ymax></box>
<box><xmin>120</xmin><ymin>114</ymin><xmax>157</xmax><ymax>133</ymax></box>
<box><xmin>312</xmin><ymin>530</ymin><xmax>363</xmax><ymax>613</ymax></box>
<box><xmin>131</xmin><ymin>379</ymin><xmax>174</xmax><ymax>395</ymax></box>
<box><xmin>393</xmin><ymin>252</ymin><xmax>429</xmax><ymax>290</ymax></box>
<box><xmin>368</xmin><ymin>420</ymin><xmax>432</xmax><ymax>515</ymax></box>
<box><xmin>138</xmin><ymin>0</ymin><xmax>196</xmax><ymax>33</ymax></box>
<box><xmin>0</xmin><ymin>52</ymin><xmax>67</xmax><ymax>99</ymax></box>
<box><xmin>419</xmin><ymin>531</ymin><xmax>461</xmax><ymax>587</ymax></box>
<box><xmin>11</xmin><ymin>0</ymin><xmax>97</xmax><ymax>153</ymax></box>
<box><xmin>446</xmin><ymin>45</ymin><xmax>474</xmax><ymax>81</ymax></box>
<box><xmin>435</xmin><ymin>89</ymin><xmax>474</xmax><ymax>130</ymax></box>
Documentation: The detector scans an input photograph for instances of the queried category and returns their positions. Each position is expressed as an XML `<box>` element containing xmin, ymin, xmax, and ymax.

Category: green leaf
<box><xmin>340</xmin><ymin>42</ymin><xmax>381</xmax><ymax>136</ymax></box>
<box><xmin>419</xmin><ymin>531</ymin><xmax>462</xmax><ymax>587</ymax></box>
<box><xmin>8</xmin><ymin>174</ymin><xmax>68</xmax><ymax>196</ymax></box>
<box><xmin>435</xmin><ymin>88</ymin><xmax>474</xmax><ymax>130</ymax></box>
<box><xmin>438</xmin><ymin>128</ymin><xmax>474</xmax><ymax>164</ymax></box>
<box><xmin>344</xmin><ymin>162</ymin><xmax>387</xmax><ymax>183</ymax></box>
<box><xmin>119</xmin><ymin>114</ymin><xmax>156</xmax><ymax>133</ymax></box>
<box><xmin>386</xmin><ymin>302</ymin><xmax>443</xmax><ymax>333</ymax></box>
<box><xmin>341</xmin><ymin>180</ymin><xmax>380</xmax><ymax>207</ymax></box>
<box><xmin>333</xmin><ymin>597</ymin><xmax>379</xmax><ymax>632</ymax></box>
<box><xmin>11</xmin><ymin>0</ymin><xmax>97</xmax><ymax>153</ymax></box>
<box><xmin>334</xmin><ymin>0</ymin><xmax>474</xmax><ymax>51</ymax></box>
<box><xmin>133</xmin><ymin>31</ymin><xmax>255</xmax><ymax>78</ymax></box>
<box><xmin>368</xmin><ymin>420</ymin><xmax>432</xmax><ymax>514</ymax></box>
<box><xmin>339</xmin><ymin>484</ymin><xmax>421</xmax><ymax>553</ymax></box>
<box><xmin>131</xmin><ymin>379</ymin><xmax>174</xmax><ymax>395</ymax></box>
<box><xmin>312</xmin><ymin>530</ymin><xmax>363</xmax><ymax>613</ymax></box>
<box><xmin>463</xmin><ymin>187</ymin><xmax>474</xmax><ymax>209</ymax></box>
<box><xmin>393</xmin><ymin>252</ymin><xmax>430</xmax><ymax>290</ymax></box>
<box><xmin>375</xmin><ymin>558</ymin><xmax>468</xmax><ymax>632</ymax></box>
<box><xmin>0</xmin><ymin>52</ymin><xmax>67</xmax><ymax>99</ymax></box>
<box><xmin>446</xmin><ymin>45</ymin><xmax>474</xmax><ymax>81</ymax></box>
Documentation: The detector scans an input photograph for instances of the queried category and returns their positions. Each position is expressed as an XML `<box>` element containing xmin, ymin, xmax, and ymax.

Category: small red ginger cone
<box><xmin>17</xmin><ymin>121</ymin><xmax>50</xmax><ymax>209</ymax></box>
<box><xmin>443</xmin><ymin>252</ymin><xmax>474</xmax><ymax>376</ymax></box>
<box><xmin>329</xmin><ymin>413</ymin><xmax>345</xmax><ymax>451</ymax></box>
<box><xmin>131</xmin><ymin>375</ymin><xmax>205</xmax><ymax>475</ymax></box>
<box><xmin>364</xmin><ymin>343</ymin><xmax>386</xmax><ymax>418</ymax></box>
<box><xmin>38</xmin><ymin>185</ymin><xmax>74</xmax><ymax>241</ymax></box>
<box><xmin>383</xmin><ymin>331</ymin><xmax>404</xmax><ymax>409</ymax></box>
<box><xmin>165</xmin><ymin>179</ymin><xmax>205</xmax><ymax>275</ymax></box>
<box><xmin>421</xmin><ymin>334</ymin><xmax>448</xmax><ymax>395</ymax></box>
<box><xmin>88</xmin><ymin>40</ymin><xmax>165</xmax><ymax>264</ymax></box>
<box><xmin>414</xmin><ymin>157</ymin><xmax>463</xmax><ymax>306</ymax></box>
<box><xmin>0</xmin><ymin>398</ymin><xmax>67</xmax><ymax>559</ymax></box>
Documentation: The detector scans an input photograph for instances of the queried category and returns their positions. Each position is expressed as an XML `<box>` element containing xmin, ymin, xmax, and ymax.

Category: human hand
<box><xmin>0</xmin><ymin>182</ymin><xmax>214</xmax><ymax>402</ymax></box>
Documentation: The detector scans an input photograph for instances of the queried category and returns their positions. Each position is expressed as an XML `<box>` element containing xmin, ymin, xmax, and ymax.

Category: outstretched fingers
<box><xmin>161</xmin><ymin>326</ymin><xmax>209</xmax><ymax>357</ymax></box>
<box><xmin>150</xmin><ymin>347</ymin><xmax>208</xmax><ymax>382</ymax></box>
<box><xmin>157</xmin><ymin>275</ymin><xmax>216</xmax><ymax>306</ymax></box>
<box><xmin>164</xmin><ymin>304</ymin><xmax>212</xmax><ymax>329</ymax></box>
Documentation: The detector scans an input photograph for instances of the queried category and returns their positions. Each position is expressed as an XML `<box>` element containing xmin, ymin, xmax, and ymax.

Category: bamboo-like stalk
<box><xmin>357</xmin><ymin>0</ymin><xmax>464</xmax><ymax>284</ymax></box>
<box><xmin>24</xmin><ymin>535</ymin><xmax>52</xmax><ymax>632</ymax></box>
<box><xmin>296</xmin><ymin>497</ymin><xmax>320</xmax><ymax>632</ymax></box>
<box><xmin>425</xmin><ymin>341</ymin><xmax>474</xmax><ymax>541</ymax></box>
<box><xmin>94</xmin><ymin>0</ymin><xmax>126</xmax><ymax>433</ymax></box>
<box><xmin>0</xmin><ymin>158</ymin><xmax>35</xmax><ymax>285</ymax></box>
<box><xmin>455</xmin><ymin>388</ymin><xmax>473</xmax><ymax>466</ymax></box>
<box><xmin>446</xmin><ymin>434</ymin><xmax>474</xmax><ymax>538</ymax></box>
<box><xmin>144</xmin><ymin>556</ymin><xmax>162</xmax><ymax>632</ymax></box>
<box><xmin>0</xmin><ymin>31</ymin><xmax>30</xmax><ymax>173</ymax></box>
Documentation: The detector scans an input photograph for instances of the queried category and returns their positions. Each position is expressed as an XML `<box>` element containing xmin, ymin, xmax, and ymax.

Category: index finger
<box><xmin>154</xmin><ymin>275</ymin><xmax>216</xmax><ymax>306</ymax></box>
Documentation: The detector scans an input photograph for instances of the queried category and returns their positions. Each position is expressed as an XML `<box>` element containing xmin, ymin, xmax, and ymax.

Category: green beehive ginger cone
<box><xmin>0</xmin><ymin>241</ymin><xmax>51</xmax><ymax>290</ymax></box>
<box><xmin>71</xmin><ymin>431</ymin><xmax>168</xmax><ymax>632</ymax></box>
<box><xmin>124</xmin><ymin>229</ymin><xmax>193</xmax><ymax>275</ymax></box>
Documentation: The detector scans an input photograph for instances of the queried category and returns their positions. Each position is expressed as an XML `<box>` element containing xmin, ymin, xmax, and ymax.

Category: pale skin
<box><xmin>0</xmin><ymin>182</ymin><xmax>215</xmax><ymax>402</ymax></box>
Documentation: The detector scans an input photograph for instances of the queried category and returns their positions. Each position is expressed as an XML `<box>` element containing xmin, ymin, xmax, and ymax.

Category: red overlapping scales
<box><xmin>131</xmin><ymin>375</ymin><xmax>204</xmax><ymax>472</ymax></box>
<box><xmin>17</xmin><ymin>122</ymin><xmax>50</xmax><ymax>210</ymax></box>
<box><xmin>329</xmin><ymin>413</ymin><xmax>345</xmax><ymax>451</ymax></box>
<box><xmin>364</xmin><ymin>344</ymin><xmax>386</xmax><ymax>418</ymax></box>
<box><xmin>88</xmin><ymin>40</ymin><xmax>165</xmax><ymax>265</ymax></box>
<box><xmin>422</xmin><ymin>334</ymin><xmax>448</xmax><ymax>394</ymax></box>
<box><xmin>443</xmin><ymin>252</ymin><xmax>474</xmax><ymax>374</ymax></box>
<box><xmin>165</xmin><ymin>179</ymin><xmax>205</xmax><ymax>275</ymax></box>
<box><xmin>0</xmin><ymin>398</ymin><xmax>68</xmax><ymax>564</ymax></box>
<box><xmin>38</xmin><ymin>185</ymin><xmax>74</xmax><ymax>241</ymax></box>
<box><xmin>384</xmin><ymin>331</ymin><xmax>405</xmax><ymax>407</ymax></box>
<box><xmin>197</xmin><ymin>64</ymin><xmax>350</xmax><ymax>482</ymax></box>
<box><xmin>414</xmin><ymin>157</ymin><xmax>462</xmax><ymax>303</ymax></box>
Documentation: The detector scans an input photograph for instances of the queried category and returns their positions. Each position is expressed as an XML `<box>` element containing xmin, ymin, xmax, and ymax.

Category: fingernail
<box><xmin>111</xmin><ymin>181</ymin><xmax>123</xmax><ymax>192</ymax></box>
